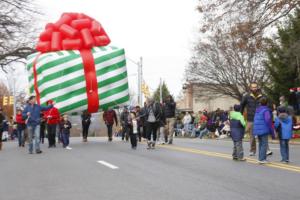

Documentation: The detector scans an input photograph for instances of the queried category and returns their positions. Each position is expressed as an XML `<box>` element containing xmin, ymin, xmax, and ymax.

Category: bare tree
<box><xmin>198</xmin><ymin>0</ymin><xmax>299</xmax><ymax>36</ymax></box>
<box><xmin>186</xmin><ymin>0</ymin><xmax>299</xmax><ymax>100</ymax></box>
<box><xmin>0</xmin><ymin>0</ymin><xmax>39</xmax><ymax>73</ymax></box>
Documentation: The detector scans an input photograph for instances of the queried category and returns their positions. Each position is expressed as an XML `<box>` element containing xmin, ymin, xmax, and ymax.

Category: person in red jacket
<box><xmin>44</xmin><ymin>100</ymin><xmax>60</xmax><ymax>148</ymax></box>
<box><xmin>16</xmin><ymin>108</ymin><xmax>26</xmax><ymax>147</ymax></box>
<box><xmin>103</xmin><ymin>108</ymin><xmax>118</xmax><ymax>141</ymax></box>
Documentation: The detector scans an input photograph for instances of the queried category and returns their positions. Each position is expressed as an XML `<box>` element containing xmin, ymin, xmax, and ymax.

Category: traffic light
<box><xmin>9</xmin><ymin>96</ymin><xmax>14</xmax><ymax>105</ymax></box>
<box><xmin>2</xmin><ymin>96</ymin><xmax>8</xmax><ymax>106</ymax></box>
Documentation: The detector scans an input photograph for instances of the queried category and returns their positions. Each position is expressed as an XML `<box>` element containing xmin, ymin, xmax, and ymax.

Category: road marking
<box><xmin>159</xmin><ymin>145</ymin><xmax>300</xmax><ymax>173</ymax></box>
<box><xmin>97</xmin><ymin>160</ymin><xmax>119</xmax><ymax>169</ymax></box>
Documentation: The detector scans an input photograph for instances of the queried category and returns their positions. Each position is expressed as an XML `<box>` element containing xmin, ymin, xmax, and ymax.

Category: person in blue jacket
<box><xmin>253</xmin><ymin>97</ymin><xmax>275</xmax><ymax>164</ymax></box>
<box><xmin>275</xmin><ymin>107</ymin><xmax>293</xmax><ymax>163</ymax></box>
<box><xmin>22</xmin><ymin>96</ymin><xmax>53</xmax><ymax>154</ymax></box>
<box><xmin>230</xmin><ymin>105</ymin><xmax>246</xmax><ymax>161</ymax></box>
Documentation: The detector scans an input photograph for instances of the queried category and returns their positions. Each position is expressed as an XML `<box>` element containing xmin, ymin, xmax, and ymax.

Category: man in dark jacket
<box><xmin>22</xmin><ymin>96</ymin><xmax>53</xmax><ymax>154</ymax></box>
<box><xmin>163</xmin><ymin>95</ymin><xmax>176</xmax><ymax>144</ymax></box>
<box><xmin>81</xmin><ymin>110</ymin><xmax>91</xmax><ymax>142</ymax></box>
<box><xmin>103</xmin><ymin>108</ymin><xmax>118</xmax><ymax>142</ymax></box>
<box><xmin>120</xmin><ymin>107</ymin><xmax>130</xmax><ymax>141</ymax></box>
<box><xmin>240</xmin><ymin>83</ymin><xmax>267</xmax><ymax>156</ymax></box>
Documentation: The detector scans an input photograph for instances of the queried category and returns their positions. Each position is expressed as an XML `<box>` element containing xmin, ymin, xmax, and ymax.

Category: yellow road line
<box><xmin>158</xmin><ymin>145</ymin><xmax>300</xmax><ymax>173</ymax></box>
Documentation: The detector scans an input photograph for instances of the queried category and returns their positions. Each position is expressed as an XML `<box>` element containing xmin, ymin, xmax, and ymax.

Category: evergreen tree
<box><xmin>265</xmin><ymin>9</ymin><xmax>300</xmax><ymax>103</ymax></box>
<box><xmin>153</xmin><ymin>81</ymin><xmax>171</xmax><ymax>103</ymax></box>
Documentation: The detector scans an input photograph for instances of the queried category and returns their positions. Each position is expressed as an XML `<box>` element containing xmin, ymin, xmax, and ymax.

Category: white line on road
<box><xmin>97</xmin><ymin>161</ymin><xmax>119</xmax><ymax>169</ymax></box>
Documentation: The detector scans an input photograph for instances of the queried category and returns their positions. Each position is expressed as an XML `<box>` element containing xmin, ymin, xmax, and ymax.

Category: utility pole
<box><xmin>137</xmin><ymin>57</ymin><xmax>143</xmax><ymax>107</ymax></box>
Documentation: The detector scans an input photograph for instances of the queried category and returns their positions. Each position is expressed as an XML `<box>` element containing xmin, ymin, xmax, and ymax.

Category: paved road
<box><xmin>0</xmin><ymin>137</ymin><xmax>300</xmax><ymax>200</ymax></box>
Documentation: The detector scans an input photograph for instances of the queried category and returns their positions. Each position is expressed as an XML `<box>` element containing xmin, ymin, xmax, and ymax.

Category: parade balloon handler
<box><xmin>59</xmin><ymin>114</ymin><xmax>72</xmax><ymax>150</ymax></box>
<box><xmin>44</xmin><ymin>100</ymin><xmax>60</xmax><ymax>148</ymax></box>
<box><xmin>81</xmin><ymin>110</ymin><xmax>91</xmax><ymax>142</ymax></box>
<box><xmin>22</xmin><ymin>96</ymin><xmax>53</xmax><ymax>154</ymax></box>
<box><xmin>103</xmin><ymin>108</ymin><xmax>118</xmax><ymax>142</ymax></box>
<box><xmin>16</xmin><ymin>108</ymin><xmax>26</xmax><ymax>147</ymax></box>
<box><xmin>26</xmin><ymin>13</ymin><xmax>129</xmax><ymax>118</ymax></box>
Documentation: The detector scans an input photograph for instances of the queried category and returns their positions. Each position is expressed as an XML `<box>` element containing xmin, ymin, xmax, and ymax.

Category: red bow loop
<box><xmin>36</xmin><ymin>13</ymin><xmax>111</xmax><ymax>52</ymax></box>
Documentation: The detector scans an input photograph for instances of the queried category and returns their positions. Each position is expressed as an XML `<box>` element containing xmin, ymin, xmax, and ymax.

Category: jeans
<box><xmin>233</xmin><ymin>140</ymin><xmax>244</xmax><ymax>159</ymax></box>
<box><xmin>27</xmin><ymin>125</ymin><xmax>41</xmax><ymax>153</ymax></box>
<box><xmin>17</xmin><ymin>128</ymin><xmax>25</xmax><ymax>146</ymax></box>
<box><xmin>280</xmin><ymin>139</ymin><xmax>289</xmax><ymax>161</ymax></box>
<box><xmin>199</xmin><ymin>128</ymin><xmax>209</xmax><ymax>139</ymax></box>
<box><xmin>62</xmin><ymin>133</ymin><xmax>70</xmax><ymax>148</ymax></box>
<box><xmin>258</xmin><ymin>134</ymin><xmax>268</xmax><ymax>161</ymax></box>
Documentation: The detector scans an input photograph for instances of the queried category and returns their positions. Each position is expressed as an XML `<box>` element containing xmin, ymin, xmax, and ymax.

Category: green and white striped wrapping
<box><xmin>26</xmin><ymin>46</ymin><xmax>129</xmax><ymax>114</ymax></box>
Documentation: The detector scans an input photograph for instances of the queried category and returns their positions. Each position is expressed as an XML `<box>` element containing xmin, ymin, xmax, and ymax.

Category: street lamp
<box><xmin>126</xmin><ymin>56</ymin><xmax>143</xmax><ymax>107</ymax></box>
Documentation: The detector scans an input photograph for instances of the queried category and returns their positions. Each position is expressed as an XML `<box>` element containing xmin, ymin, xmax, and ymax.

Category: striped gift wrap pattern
<box><xmin>26</xmin><ymin>46</ymin><xmax>129</xmax><ymax>114</ymax></box>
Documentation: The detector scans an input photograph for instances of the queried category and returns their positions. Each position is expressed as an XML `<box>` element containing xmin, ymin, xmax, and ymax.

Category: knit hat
<box><xmin>233</xmin><ymin>104</ymin><xmax>241</xmax><ymax>112</ymax></box>
<box><xmin>277</xmin><ymin>106</ymin><xmax>287</xmax><ymax>114</ymax></box>
<box><xmin>46</xmin><ymin>100</ymin><xmax>54</xmax><ymax>105</ymax></box>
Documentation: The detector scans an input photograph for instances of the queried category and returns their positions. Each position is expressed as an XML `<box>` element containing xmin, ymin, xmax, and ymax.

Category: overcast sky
<box><xmin>2</xmin><ymin>0</ymin><xmax>200</xmax><ymax>100</ymax></box>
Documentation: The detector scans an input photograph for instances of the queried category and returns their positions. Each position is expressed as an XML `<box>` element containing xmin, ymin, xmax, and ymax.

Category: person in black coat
<box><xmin>144</xmin><ymin>98</ymin><xmax>162</xmax><ymax>149</ymax></box>
<box><xmin>81</xmin><ymin>110</ymin><xmax>91</xmax><ymax>142</ymax></box>
<box><xmin>0</xmin><ymin>108</ymin><xmax>5</xmax><ymax>150</ymax></box>
<box><xmin>60</xmin><ymin>114</ymin><xmax>72</xmax><ymax>149</ymax></box>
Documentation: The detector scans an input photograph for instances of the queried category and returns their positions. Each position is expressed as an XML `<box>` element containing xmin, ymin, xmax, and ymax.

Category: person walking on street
<box><xmin>44</xmin><ymin>100</ymin><xmax>60</xmax><ymax>148</ymax></box>
<box><xmin>145</xmin><ymin>98</ymin><xmax>162</xmax><ymax>149</ymax></box>
<box><xmin>22</xmin><ymin>96</ymin><xmax>53</xmax><ymax>154</ymax></box>
<box><xmin>120</xmin><ymin>107</ymin><xmax>130</xmax><ymax>141</ymax></box>
<box><xmin>40</xmin><ymin>112</ymin><xmax>46</xmax><ymax>144</ymax></box>
<box><xmin>103</xmin><ymin>108</ymin><xmax>118</xmax><ymax>142</ymax></box>
<box><xmin>59</xmin><ymin>114</ymin><xmax>72</xmax><ymax>150</ymax></box>
<box><xmin>253</xmin><ymin>97</ymin><xmax>275</xmax><ymax>164</ymax></box>
<box><xmin>128</xmin><ymin>112</ymin><xmax>138</xmax><ymax>149</ymax></box>
<box><xmin>135</xmin><ymin>106</ymin><xmax>144</xmax><ymax>142</ymax></box>
<box><xmin>241</xmin><ymin>82</ymin><xmax>273</xmax><ymax>156</ymax></box>
<box><xmin>230</xmin><ymin>105</ymin><xmax>246</xmax><ymax>161</ymax></box>
<box><xmin>158</xmin><ymin>106</ymin><xmax>166</xmax><ymax>144</ymax></box>
<box><xmin>81</xmin><ymin>110</ymin><xmax>91</xmax><ymax>142</ymax></box>
<box><xmin>275</xmin><ymin>107</ymin><xmax>293</xmax><ymax>163</ymax></box>
<box><xmin>163</xmin><ymin>95</ymin><xmax>176</xmax><ymax>144</ymax></box>
<box><xmin>0</xmin><ymin>108</ymin><xmax>6</xmax><ymax>151</ymax></box>
<box><xmin>16</xmin><ymin>109</ymin><xmax>26</xmax><ymax>147</ymax></box>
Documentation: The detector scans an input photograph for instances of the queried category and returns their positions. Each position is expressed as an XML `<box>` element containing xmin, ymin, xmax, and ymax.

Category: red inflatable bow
<box><xmin>34</xmin><ymin>13</ymin><xmax>110</xmax><ymax>113</ymax></box>
<box><xmin>36</xmin><ymin>12</ymin><xmax>110</xmax><ymax>52</ymax></box>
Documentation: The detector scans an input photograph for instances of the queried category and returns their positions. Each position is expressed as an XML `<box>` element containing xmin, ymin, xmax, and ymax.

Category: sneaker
<box><xmin>36</xmin><ymin>150</ymin><xmax>42</xmax><ymax>154</ymax></box>
<box><xmin>168</xmin><ymin>140</ymin><xmax>173</xmax><ymax>145</ymax></box>
<box><xmin>232</xmin><ymin>157</ymin><xmax>238</xmax><ymax>161</ymax></box>
<box><xmin>285</xmin><ymin>160</ymin><xmax>290</xmax><ymax>164</ymax></box>
<box><xmin>249</xmin><ymin>152</ymin><xmax>256</xmax><ymax>156</ymax></box>
<box><xmin>258</xmin><ymin>160</ymin><xmax>268</xmax><ymax>164</ymax></box>
<box><xmin>238</xmin><ymin>158</ymin><xmax>247</xmax><ymax>161</ymax></box>
<box><xmin>66</xmin><ymin>146</ymin><xmax>72</xmax><ymax>150</ymax></box>
<box><xmin>147</xmin><ymin>142</ymin><xmax>152</xmax><ymax>150</ymax></box>
<box><xmin>151</xmin><ymin>142</ymin><xmax>155</xmax><ymax>149</ymax></box>
<box><xmin>267</xmin><ymin>150</ymin><xmax>273</xmax><ymax>156</ymax></box>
